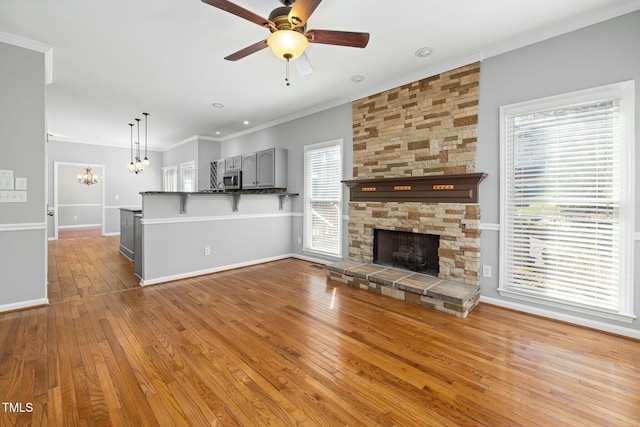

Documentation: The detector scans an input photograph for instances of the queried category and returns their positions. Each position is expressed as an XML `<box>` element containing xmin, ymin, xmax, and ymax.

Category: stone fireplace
<box><xmin>326</xmin><ymin>62</ymin><xmax>485</xmax><ymax>317</ymax></box>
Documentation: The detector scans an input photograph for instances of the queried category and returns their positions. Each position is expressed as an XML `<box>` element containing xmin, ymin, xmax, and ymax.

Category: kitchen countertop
<box><xmin>140</xmin><ymin>189</ymin><xmax>295</xmax><ymax>195</ymax></box>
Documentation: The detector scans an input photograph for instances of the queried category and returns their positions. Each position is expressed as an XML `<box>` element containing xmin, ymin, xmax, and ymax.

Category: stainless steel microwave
<box><xmin>222</xmin><ymin>170</ymin><xmax>241</xmax><ymax>190</ymax></box>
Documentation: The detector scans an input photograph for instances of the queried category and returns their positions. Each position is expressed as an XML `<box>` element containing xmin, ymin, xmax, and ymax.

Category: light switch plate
<box><xmin>0</xmin><ymin>176</ymin><xmax>13</xmax><ymax>190</ymax></box>
<box><xmin>0</xmin><ymin>190</ymin><xmax>27</xmax><ymax>202</ymax></box>
<box><xmin>14</xmin><ymin>177</ymin><xmax>27</xmax><ymax>190</ymax></box>
<box><xmin>0</xmin><ymin>170</ymin><xmax>12</xmax><ymax>177</ymax></box>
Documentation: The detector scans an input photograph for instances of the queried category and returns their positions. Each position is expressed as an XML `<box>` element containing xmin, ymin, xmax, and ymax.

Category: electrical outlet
<box><xmin>204</xmin><ymin>246</ymin><xmax>211</xmax><ymax>256</ymax></box>
<box><xmin>482</xmin><ymin>265</ymin><xmax>492</xmax><ymax>278</ymax></box>
<box><xmin>73</xmin><ymin>215</ymin><xmax>78</xmax><ymax>220</ymax></box>
<box><xmin>115</xmin><ymin>194</ymin><xmax>119</xmax><ymax>200</ymax></box>
<box><xmin>297</xmin><ymin>236</ymin><xmax>302</xmax><ymax>244</ymax></box>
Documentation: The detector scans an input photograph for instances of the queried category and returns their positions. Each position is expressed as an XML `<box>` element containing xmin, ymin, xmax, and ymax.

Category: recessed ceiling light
<box><xmin>243</xmin><ymin>120</ymin><xmax>249</xmax><ymax>125</ymax></box>
<box><xmin>351</xmin><ymin>75</ymin><xmax>365</xmax><ymax>83</ymax></box>
<box><xmin>215</xmin><ymin>131</ymin><xmax>221</xmax><ymax>135</ymax></box>
<box><xmin>212</xmin><ymin>103</ymin><xmax>224</xmax><ymax>108</ymax></box>
<box><xmin>415</xmin><ymin>47</ymin><xmax>432</xmax><ymax>58</ymax></box>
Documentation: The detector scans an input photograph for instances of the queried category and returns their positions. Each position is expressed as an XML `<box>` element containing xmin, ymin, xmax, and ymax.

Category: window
<box><xmin>304</xmin><ymin>140</ymin><xmax>343</xmax><ymax>257</ymax></box>
<box><xmin>162</xmin><ymin>166</ymin><xmax>177</xmax><ymax>191</ymax></box>
<box><xmin>500</xmin><ymin>81</ymin><xmax>635</xmax><ymax>322</ymax></box>
<box><xmin>180</xmin><ymin>161</ymin><xmax>196</xmax><ymax>192</ymax></box>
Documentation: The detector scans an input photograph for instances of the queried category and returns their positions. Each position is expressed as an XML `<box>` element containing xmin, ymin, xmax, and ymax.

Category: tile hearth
<box><xmin>326</xmin><ymin>260</ymin><xmax>479</xmax><ymax>318</ymax></box>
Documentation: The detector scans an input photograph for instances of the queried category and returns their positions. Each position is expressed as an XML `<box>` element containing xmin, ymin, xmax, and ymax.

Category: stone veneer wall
<box><xmin>349</xmin><ymin>62</ymin><xmax>482</xmax><ymax>287</ymax></box>
<box><xmin>352</xmin><ymin>62</ymin><xmax>480</xmax><ymax>178</ymax></box>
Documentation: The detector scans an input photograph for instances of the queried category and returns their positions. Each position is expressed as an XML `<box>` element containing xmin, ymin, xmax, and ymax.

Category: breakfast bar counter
<box><xmin>137</xmin><ymin>190</ymin><xmax>297</xmax><ymax>286</ymax></box>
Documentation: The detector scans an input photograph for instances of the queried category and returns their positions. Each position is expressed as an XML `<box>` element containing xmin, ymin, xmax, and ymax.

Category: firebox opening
<box><xmin>373</xmin><ymin>229</ymin><xmax>439</xmax><ymax>276</ymax></box>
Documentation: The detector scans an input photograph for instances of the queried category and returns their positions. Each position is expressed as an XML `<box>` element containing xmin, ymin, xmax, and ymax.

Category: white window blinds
<box><xmin>500</xmin><ymin>82</ymin><xmax>634</xmax><ymax>319</ymax></box>
<box><xmin>304</xmin><ymin>141</ymin><xmax>342</xmax><ymax>257</ymax></box>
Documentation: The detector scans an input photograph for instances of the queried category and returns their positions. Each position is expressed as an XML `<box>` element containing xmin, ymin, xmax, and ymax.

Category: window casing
<box><xmin>499</xmin><ymin>81</ymin><xmax>635</xmax><ymax>322</ymax></box>
<box><xmin>162</xmin><ymin>166</ymin><xmax>177</xmax><ymax>192</ymax></box>
<box><xmin>180</xmin><ymin>161</ymin><xmax>196</xmax><ymax>192</ymax></box>
<box><xmin>303</xmin><ymin>140</ymin><xmax>343</xmax><ymax>258</ymax></box>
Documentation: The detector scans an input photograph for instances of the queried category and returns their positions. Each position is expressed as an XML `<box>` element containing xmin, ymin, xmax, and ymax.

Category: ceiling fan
<box><xmin>201</xmin><ymin>0</ymin><xmax>370</xmax><ymax>84</ymax></box>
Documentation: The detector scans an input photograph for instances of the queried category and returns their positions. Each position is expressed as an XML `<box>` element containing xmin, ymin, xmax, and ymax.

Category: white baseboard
<box><xmin>58</xmin><ymin>224</ymin><xmax>101</xmax><ymax>230</ymax></box>
<box><xmin>0</xmin><ymin>298</ymin><xmax>48</xmax><ymax>314</ymax></box>
<box><xmin>103</xmin><ymin>232</ymin><xmax>120</xmax><ymax>236</ymax></box>
<box><xmin>480</xmin><ymin>296</ymin><xmax>640</xmax><ymax>340</ymax></box>
<box><xmin>119</xmin><ymin>246</ymin><xmax>134</xmax><ymax>261</ymax></box>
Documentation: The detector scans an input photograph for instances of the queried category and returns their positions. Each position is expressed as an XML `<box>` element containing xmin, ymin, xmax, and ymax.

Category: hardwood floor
<box><xmin>1</xmin><ymin>238</ymin><xmax>639</xmax><ymax>426</ymax></box>
<box><xmin>57</xmin><ymin>226</ymin><xmax>102</xmax><ymax>240</ymax></box>
<box><xmin>47</xmin><ymin>234</ymin><xmax>139</xmax><ymax>304</ymax></box>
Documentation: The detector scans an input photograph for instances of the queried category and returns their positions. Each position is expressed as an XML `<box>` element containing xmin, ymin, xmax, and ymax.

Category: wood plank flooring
<box><xmin>1</xmin><ymin>236</ymin><xmax>639</xmax><ymax>425</ymax></box>
<box><xmin>47</xmin><ymin>235</ymin><xmax>139</xmax><ymax>304</ymax></box>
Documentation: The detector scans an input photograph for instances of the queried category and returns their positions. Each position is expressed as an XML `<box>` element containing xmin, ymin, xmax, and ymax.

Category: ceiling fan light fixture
<box><xmin>267</xmin><ymin>30</ymin><xmax>308</xmax><ymax>60</ymax></box>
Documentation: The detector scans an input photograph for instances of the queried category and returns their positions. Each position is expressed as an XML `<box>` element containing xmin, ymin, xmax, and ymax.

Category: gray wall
<box><xmin>197</xmin><ymin>138</ymin><xmax>221</xmax><ymax>191</ymax></box>
<box><xmin>0</xmin><ymin>41</ymin><xmax>47</xmax><ymax>310</ymax></box>
<box><xmin>48</xmin><ymin>141</ymin><xmax>162</xmax><ymax>236</ymax></box>
<box><xmin>162</xmin><ymin>137</ymin><xmax>221</xmax><ymax>191</ymax></box>
<box><xmin>58</xmin><ymin>164</ymin><xmax>102</xmax><ymax>228</ymax></box>
<box><xmin>221</xmin><ymin>103</ymin><xmax>354</xmax><ymax>261</ymax></box>
<box><xmin>141</xmin><ymin>193</ymin><xmax>293</xmax><ymax>284</ymax></box>
<box><xmin>477</xmin><ymin>10</ymin><xmax>640</xmax><ymax>333</ymax></box>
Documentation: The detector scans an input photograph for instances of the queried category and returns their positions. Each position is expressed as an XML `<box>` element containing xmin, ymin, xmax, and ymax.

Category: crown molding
<box><xmin>481</xmin><ymin>1</ymin><xmax>640</xmax><ymax>60</ymax></box>
<box><xmin>0</xmin><ymin>30</ymin><xmax>50</xmax><ymax>53</ymax></box>
<box><xmin>161</xmin><ymin>134</ymin><xmax>223</xmax><ymax>152</ymax></box>
<box><xmin>218</xmin><ymin>98</ymin><xmax>351</xmax><ymax>142</ymax></box>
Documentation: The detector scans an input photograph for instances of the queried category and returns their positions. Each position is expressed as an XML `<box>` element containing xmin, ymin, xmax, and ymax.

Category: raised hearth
<box><xmin>327</xmin><ymin>260</ymin><xmax>480</xmax><ymax>318</ymax></box>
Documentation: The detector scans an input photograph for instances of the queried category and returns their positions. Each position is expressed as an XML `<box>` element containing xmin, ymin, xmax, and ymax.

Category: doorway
<box><xmin>53</xmin><ymin>162</ymin><xmax>105</xmax><ymax>240</ymax></box>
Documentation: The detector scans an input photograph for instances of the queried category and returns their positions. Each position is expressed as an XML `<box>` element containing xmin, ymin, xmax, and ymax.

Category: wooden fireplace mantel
<box><xmin>342</xmin><ymin>173</ymin><xmax>487</xmax><ymax>204</ymax></box>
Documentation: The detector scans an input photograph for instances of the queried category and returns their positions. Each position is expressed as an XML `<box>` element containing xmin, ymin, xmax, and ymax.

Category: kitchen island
<box><xmin>137</xmin><ymin>190</ymin><xmax>297</xmax><ymax>286</ymax></box>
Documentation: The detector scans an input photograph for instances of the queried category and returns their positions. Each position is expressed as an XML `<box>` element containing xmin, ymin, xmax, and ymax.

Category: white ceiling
<box><xmin>1</xmin><ymin>0</ymin><xmax>639</xmax><ymax>151</ymax></box>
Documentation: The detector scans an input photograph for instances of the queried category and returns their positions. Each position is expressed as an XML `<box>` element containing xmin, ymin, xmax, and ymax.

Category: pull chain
<box><xmin>284</xmin><ymin>53</ymin><xmax>292</xmax><ymax>86</ymax></box>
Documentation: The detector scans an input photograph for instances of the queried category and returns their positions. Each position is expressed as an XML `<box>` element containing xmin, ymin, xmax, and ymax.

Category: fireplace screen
<box><xmin>373</xmin><ymin>229</ymin><xmax>439</xmax><ymax>276</ymax></box>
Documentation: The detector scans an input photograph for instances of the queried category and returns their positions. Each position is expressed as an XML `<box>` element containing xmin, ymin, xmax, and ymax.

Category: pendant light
<box><xmin>126</xmin><ymin>112</ymin><xmax>150</xmax><ymax>174</ymax></box>
<box><xmin>127</xmin><ymin>123</ymin><xmax>135</xmax><ymax>172</ymax></box>
<box><xmin>142</xmin><ymin>112</ymin><xmax>150</xmax><ymax>167</ymax></box>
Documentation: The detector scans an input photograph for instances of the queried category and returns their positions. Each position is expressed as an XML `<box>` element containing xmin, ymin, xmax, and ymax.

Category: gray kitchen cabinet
<box><xmin>225</xmin><ymin>155</ymin><xmax>242</xmax><ymax>172</ymax></box>
<box><xmin>119</xmin><ymin>208</ymin><xmax>141</xmax><ymax>260</ymax></box>
<box><xmin>134</xmin><ymin>213</ymin><xmax>143</xmax><ymax>279</ymax></box>
<box><xmin>242</xmin><ymin>148</ymin><xmax>287</xmax><ymax>189</ymax></box>
<box><xmin>241</xmin><ymin>152</ymin><xmax>258</xmax><ymax>188</ymax></box>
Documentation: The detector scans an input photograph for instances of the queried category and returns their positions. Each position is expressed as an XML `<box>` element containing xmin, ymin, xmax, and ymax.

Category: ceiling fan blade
<box><xmin>288</xmin><ymin>0</ymin><xmax>322</xmax><ymax>28</ymax></box>
<box><xmin>201</xmin><ymin>0</ymin><xmax>271</xmax><ymax>27</ymax></box>
<box><xmin>224</xmin><ymin>40</ymin><xmax>268</xmax><ymax>61</ymax></box>
<box><xmin>294</xmin><ymin>52</ymin><xmax>314</xmax><ymax>77</ymax></box>
<box><xmin>306</xmin><ymin>30</ymin><xmax>370</xmax><ymax>48</ymax></box>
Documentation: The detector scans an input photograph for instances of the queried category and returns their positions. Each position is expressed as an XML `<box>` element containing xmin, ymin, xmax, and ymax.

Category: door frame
<box><xmin>53</xmin><ymin>161</ymin><xmax>106</xmax><ymax>239</ymax></box>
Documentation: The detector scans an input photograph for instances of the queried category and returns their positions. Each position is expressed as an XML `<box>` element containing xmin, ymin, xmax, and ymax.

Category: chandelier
<box><xmin>127</xmin><ymin>112</ymin><xmax>150</xmax><ymax>174</ymax></box>
<box><xmin>77</xmin><ymin>167</ymin><xmax>98</xmax><ymax>185</ymax></box>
